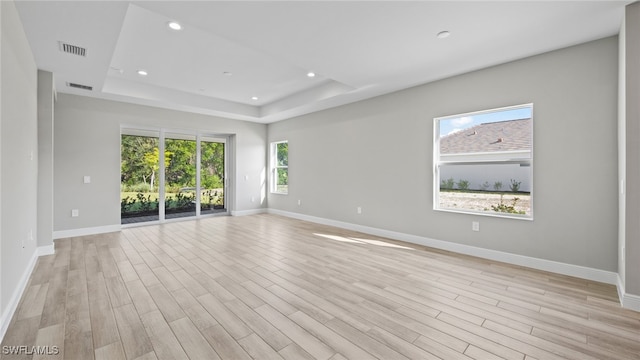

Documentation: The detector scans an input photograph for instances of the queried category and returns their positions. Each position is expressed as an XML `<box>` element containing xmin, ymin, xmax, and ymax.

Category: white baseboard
<box><xmin>617</xmin><ymin>274</ymin><xmax>625</xmax><ymax>305</ymax></box>
<box><xmin>268</xmin><ymin>209</ymin><xmax>619</xmax><ymax>286</ymax></box>
<box><xmin>53</xmin><ymin>224</ymin><xmax>120</xmax><ymax>239</ymax></box>
<box><xmin>0</xmin><ymin>249</ymin><xmax>38</xmax><ymax>342</ymax></box>
<box><xmin>36</xmin><ymin>244</ymin><xmax>55</xmax><ymax>256</ymax></box>
<box><xmin>231</xmin><ymin>208</ymin><xmax>267</xmax><ymax>217</ymax></box>
<box><xmin>622</xmin><ymin>293</ymin><xmax>640</xmax><ymax>312</ymax></box>
<box><xmin>0</xmin><ymin>245</ymin><xmax>55</xmax><ymax>342</ymax></box>
<box><xmin>616</xmin><ymin>275</ymin><xmax>640</xmax><ymax>312</ymax></box>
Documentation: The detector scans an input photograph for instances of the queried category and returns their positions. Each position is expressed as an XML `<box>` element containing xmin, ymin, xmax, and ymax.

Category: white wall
<box><xmin>268</xmin><ymin>37</ymin><xmax>619</xmax><ymax>273</ymax></box>
<box><xmin>53</xmin><ymin>94</ymin><xmax>267</xmax><ymax>234</ymax></box>
<box><xmin>0</xmin><ymin>0</ymin><xmax>38</xmax><ymax>334</ymax></box>
<box><xmin>37</xmin><ymin>70</ymin><xmax>54</xmax><ymax>248</ymax></box>
<box><xmin>618</xmin><ymin>15</ymin><xmax>626</xmax><ymax>294</ymax></box>
<box><xmin>623</xmin><ymin>2</ymin><xmax>640</xmax><ymax>299</ymax></box>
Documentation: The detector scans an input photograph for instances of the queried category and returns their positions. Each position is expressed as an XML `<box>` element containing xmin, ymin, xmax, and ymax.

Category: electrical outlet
<box><xmin>472</xmin><ymin>221</ymin><xmax>480</xmax><ymax>232</ymax></box>
<box><xmin>83</xmin><ymin>175</ymin><xmax>91</xmax><ymax>184</ymax></box>
<box><xmin>250</xmin><ymin>197</ymin><xmax>255</xmax><ymax>203</ymax></box>
<box><xmin>297</xmin><ymin>199</ymin><xmax>301</xmax><ymax>206</ymax></box>
<box><xmin>71</xmin><ymin>209</ymin><xmax>79</xmax><ymax>217</ymax></box>
<box><xmin>357</xmin><ymin>206</ymin><xmax>362</xmax><ymax>214</ymax></box>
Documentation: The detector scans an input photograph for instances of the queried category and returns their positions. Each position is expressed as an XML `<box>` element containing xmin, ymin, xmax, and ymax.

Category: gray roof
<box><xmin>440</xmin><ymin>118</ymin><xmax>531</xmax><ymax>154</ymax></box>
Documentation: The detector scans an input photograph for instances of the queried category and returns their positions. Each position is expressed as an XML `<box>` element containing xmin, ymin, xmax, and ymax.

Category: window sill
<box><xmin>434</xmin><ymin>207</ymin><xmax>533</xmax><ymax>221</ymax></box>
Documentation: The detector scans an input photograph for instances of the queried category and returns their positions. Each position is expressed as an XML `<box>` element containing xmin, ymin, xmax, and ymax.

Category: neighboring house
<box><xmin>439</xmin><ymin>118</ymin><xmax>532</xmax><ymax>192</ymax></box>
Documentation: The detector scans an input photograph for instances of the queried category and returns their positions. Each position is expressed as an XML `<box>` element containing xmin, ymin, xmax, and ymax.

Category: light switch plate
<box><xmin>83</xmin><ymin>176</ymin><xmax>91</xmax><ymax>184</ymax></box>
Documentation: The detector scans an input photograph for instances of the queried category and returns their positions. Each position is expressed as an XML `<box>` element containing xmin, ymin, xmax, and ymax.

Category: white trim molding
<box><xmin>37</xmin><ymin>244</ymin><xmax>55</xmax><ymax>256</ymax></box>
<box><xmin>231</xmin><ymin>208</ymin><xmax>267</xmax><ymax>217</ymax></box>
<box><xmin>268</xmin><ymin>209</ymin><xmax>619</xmax><ymax>286</ymax></box>
<box><xmin>617</xmin><ymin>275</ymin><xmax>640</xmax><ymax>312</ymax></box>
<box><xmin>0</xmin><ymin>251</ymin><xmax>38</xmax><ymax>342</ymax></box>
<box><xmin>53</xmin><ymin>224</ymin><xmax>121</xmax><ymax>239</ymax></box>
<box><xmin>1</xmin><ymin>245</ymin><xmax>57</xmax><ymax>342</ymax></box>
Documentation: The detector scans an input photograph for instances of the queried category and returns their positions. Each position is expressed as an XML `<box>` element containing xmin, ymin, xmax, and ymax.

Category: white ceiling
<box><xmin>15</xmin><ymin>1</ymin><xmax>631</xmax><ymax>124</ymax></box>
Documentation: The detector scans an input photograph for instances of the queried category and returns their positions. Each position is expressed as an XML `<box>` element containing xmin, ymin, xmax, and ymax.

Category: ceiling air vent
<box><xmin>66</xmin><ymin>82</ymin><xmax>92</xmax><ymax>91</ymax></box>
<box><xmin>58</xmin><ymin>41</ymin><xmax>86</xmax><ymax>57</ymax></box>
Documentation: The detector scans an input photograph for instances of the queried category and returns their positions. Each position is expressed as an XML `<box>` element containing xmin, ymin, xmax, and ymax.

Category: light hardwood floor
<box><xmin>2</xmin><ymin>214</ymin><xmax>639</xmax><ymax>359</ymax></box>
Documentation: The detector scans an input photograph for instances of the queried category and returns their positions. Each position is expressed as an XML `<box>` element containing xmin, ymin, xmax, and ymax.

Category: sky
<box><xmin>439</xmin><ymin>106</ymin><xmax>532</xmax><ymax>137</ymax></box>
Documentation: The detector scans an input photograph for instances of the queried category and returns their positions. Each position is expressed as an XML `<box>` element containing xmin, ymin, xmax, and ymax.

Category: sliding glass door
<box><xmin>120</xmin><ymin>129</ymin><xmax>228</xmax><ymax>225</ymax></box>
<box><xmin>200</xmin><ymin>137</ymin><xmax>226</xmax><ymax>215</ymax></box>
<box><xmin>165</xmin><ymin>133</ymin><xmax>197</xmax><ymax>219</ymax></box>
<box><xmin>120</xmin><ymin>130</ymin><xmax>161</xmax><ymax>224</ymax></box>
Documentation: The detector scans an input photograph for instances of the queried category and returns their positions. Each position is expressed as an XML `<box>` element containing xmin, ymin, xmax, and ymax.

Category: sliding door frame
<box><xmin>121</xmin><ymin>126</ymin><xmax>232</xmax><ymax>227</ymax></box>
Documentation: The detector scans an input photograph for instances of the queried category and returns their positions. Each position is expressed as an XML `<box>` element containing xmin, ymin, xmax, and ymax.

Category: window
<box><xmin>434</xmin><ymin>104</ymin><xmax>533</xmax><ymax>218</ymax></box>
<box><xmin>121</xmin><ymin>128</ymin><xmax>228</xmax><ymax>225</ymax></box>
<box><xmin>271</xmin><ymin>141</ymin><xmax>288</xmax><ymax>194</ymax></box>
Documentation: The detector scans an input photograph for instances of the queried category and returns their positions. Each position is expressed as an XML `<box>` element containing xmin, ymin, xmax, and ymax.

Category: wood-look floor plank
<box><xmin>169</xmin><ymin>317</ymin><xmax>221</xmax><ymax>360</ymax></box>
<box><xmin>113</xmin><ymin>303</ymin><xmax>154</xmax><ymax>359</ymax></box>
<box><xmin>146</xmin><ymin>284</ymin><xmax>185</xmax><ymax>323</ymax></box>
<box><xmin>288</xmin><ymin>310</ymin><xmax>376</xmax><ymax>360</ymax></box>
<box><xmin>365</xmin><ymin>326</ymin><xmax>442</xmax><ymax>360</ymax></box>
<box><xmin>87</xmin><ymin>272</ymin><xmax>120</xmax><ymax>349</ymax></box>
<box><xmin>3</xmin><ymin>214</ymin><xmax>638</xmax><ymax>360</ymax></box>
<box><xmin>140</xmin><ymin>310</ymin><xmax>189</xmax><ymax>360</ymax></box>
<box><xmin>256</xmin><ymin>304</ymin><xmax>336</xmax><ymax>360</ymax></box>
<box><xmin>224</xmin><ymin>298</ymin><xmax>292</xmax><ymax>351</ymax></box>
<box><xmin>124</xmin><ymin>279</ymin><xmax>158</xmax><ymax>316</ymax></box>
<box><xmin>63</xmin><ymin>268</ymin><xmax>93</xmax><ymax>360</ymax></box>
<box><xmin>278</xmin><ymin>343</ymin><xmax>316</xmax><ymax>360</ymax></box>
<box><xmin>17</xmin><ymin>283</ymin><xmax>49</xmax><ymax>320</ymax></box>
<box><xmin>197</xmin><ymin>293</ymin><xmax>252</xmax><ymax>340</ymax></box>
<box><xmin>200</xmin><ymin>324</ymin><xmax>253</xmax><ymax>360</ymax></box>
<box><xmin>237</xmin><ymin>333</ymin><xmax>285</xmax><ymax>360</ymax></box>
<box><xmin>32</xmin><ymin>323</ymin><xmax>64</xmax><ymax>360</ymax></box>
<box><xmin>105</xmin><ymin>275</ymin><xmax>133</xmax><ymax>308</ymax></box>
<box><xmin>95</xmin><ymin>341</ymin><xmax>126</xmax><ymax>360</ymax></box>
<box><xmin>39</xmin><ymin>266</ymin><xmax>68</xmax><ymax>328</ymax></box>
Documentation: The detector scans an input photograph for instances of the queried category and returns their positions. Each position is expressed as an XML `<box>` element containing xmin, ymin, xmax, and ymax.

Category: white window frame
<box><xmin>270</xmin><ymin>140</ymin><xmax>288</xmax><ymax>194</ymax></box>
<box><xmin>433</xmin><ymin>104</ymin><xmax>534</xmax><ymax>220</ymax></box>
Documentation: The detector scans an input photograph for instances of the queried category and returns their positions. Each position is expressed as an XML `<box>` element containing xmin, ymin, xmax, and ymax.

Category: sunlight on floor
<box><xmin>313</xmin><ymin>233</ymin><xmax>414</xmax><ymax>250</ymax></box>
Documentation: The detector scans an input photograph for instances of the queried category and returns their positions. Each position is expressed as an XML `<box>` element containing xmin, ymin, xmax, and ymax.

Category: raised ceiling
<box><xmin>15</xmin><ymin>1</ymin><xmax>631</xmax><ymax>123</ymax></box>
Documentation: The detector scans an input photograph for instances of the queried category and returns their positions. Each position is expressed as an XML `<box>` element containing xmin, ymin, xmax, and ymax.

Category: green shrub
<box><xmin>441</xmin><ymin>177</ymin><xmax>455</xmax><ymax>190</ymax></box>
<box><xmin>491</xmin><ymin>195</ymin><xmax>525</xmax><ymax>214</ymax></box>
<box><xmin>509</xmin><ymin>179</ymin><xmax>521</xmax><ymax>192</ymax></box>
<box><xmin>493</xmin><ymin>181</ymin><xmax>503</xmax><ymax>191</ymax></box>
<box><xmin>457</xmin><ymin>179</ymin><xmax>470</xmax><ymax>191</ymax></box>
<box><xmin>122</xmin><ymin>182</ymin><xmax>150</xmax><ymax>192</ymax></box>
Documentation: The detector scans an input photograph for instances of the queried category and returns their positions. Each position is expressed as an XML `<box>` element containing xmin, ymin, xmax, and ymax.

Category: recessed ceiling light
<box><xmin>436</xmin><ymin>31</ymin><xmax>451</xmax><ymax>39</ymax></box>
<box><xmin>307</xmin><ymin>72</ymin><xmax>316</xmax><ymax>78</ymax></box>
<box><xmin>168</xmin><ymin>21</ymin><xmax>182</xmax><ymax>31</ymax></box>
<box><xmin>137</xmin><ymin>70</ymin><xmax>148</xmax><ymax>76</ymax></box>
<box><xmin>223</xmin><ymin>71</ymin><xmax>233</xmax><ymax>76</ymax></box>
<box><xmin>251</xmin><ymin>96</ymin><xmax>258</xmax><ymax>100</ymax></box>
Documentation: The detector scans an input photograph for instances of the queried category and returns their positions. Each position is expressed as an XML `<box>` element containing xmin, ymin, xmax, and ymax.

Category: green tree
<box><xmin>276</xmin><ymin>142</ymin><xmax>288</xmax><ymax>188</ymax></box>
<box><xmin>201</xmin><ymin>141</ymin><xmax>224</xmax><ymax>189</ymax></box>
<box><xmin>121</xmin><ymin>135</ymin><xmax>157</xmax><ymax>187</ymax></box>
<box><xmin>142</xmin><ymin>147</ymin><xmax>172</xmax><ymax>191</ymax></box>
<box><xmin>165</xmin><ymin>139</ymin><xmax>197</xmax><ymax>189</ymax></box>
